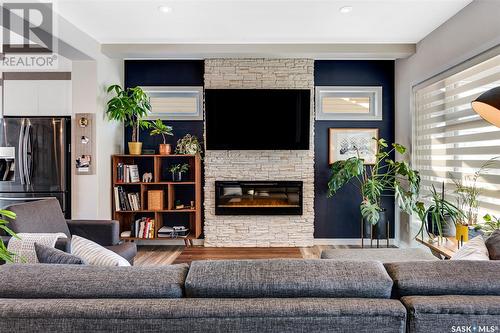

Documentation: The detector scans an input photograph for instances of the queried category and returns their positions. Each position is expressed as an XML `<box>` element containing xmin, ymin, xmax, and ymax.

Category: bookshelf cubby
<box><xmin>111</xmin><ymin>154</ymin><xmax>202</xmax><ymax>245</ymax></box>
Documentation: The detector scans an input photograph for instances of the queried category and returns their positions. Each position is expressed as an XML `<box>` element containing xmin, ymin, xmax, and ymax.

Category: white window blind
<box><xmin>414</xmin><ymin>54</ymin><xmax>500</xmax><ymax>218</ymax></box>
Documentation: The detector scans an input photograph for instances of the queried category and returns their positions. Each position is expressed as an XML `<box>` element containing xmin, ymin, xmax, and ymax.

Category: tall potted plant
<box><xmin>106</xmin><ymin>85</ymin><xmax>151</xmax><ymax>155</ymax></box>
<box><xmin>327</xmin><ymin>138</ymin><xmax>420</xmax><ymax>238</ymax></box>
<box><xmin>147</xmin><ymin>119</ymin><xmax>174</xmax><ymax>155</ymax></box>
<box><xmin>0</xmin><ymin>209</ymin><xmax>17</xmax><ymax>263</ymax></box>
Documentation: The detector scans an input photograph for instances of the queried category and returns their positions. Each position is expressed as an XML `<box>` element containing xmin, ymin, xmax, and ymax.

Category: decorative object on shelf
<box><xmin>169</xmin><ymin>163</ymin><xmax>189</xmax><ymax>182</ymax></box>
<box><xmin>146</xmin><ymin>119</ymin><xmax>174</xmax><ymax>155</ymax></box>
<box><xmin>0</xmin><ymin>209</ymin><xmax>17</xmax><ymax>263</ymax></box>
<box><xmin>141</xmin><ymin>86</ymin><xmax>203</xmax><ymax>120</ymax></box>
<box><xmin>74</xmin><ymin>113</ymin><xmax>95</xmax><ymax>174</ymax></box>
<box><xmin>316</xmin><ymin>86</ymin><xmax>382</xmax><ymax>121</ymax></box>
<box><xmin>471</xmin><ymin>86</ymin><xmax>500</xmax><ymax>127</ymax></box>
<box><xmin>175</xmin><ymin>200</ymin><xmax>184</xmax><ymax>210</ymax></box>
<box><xmin>175</xmin><ymin>134</ymin><xmax>203</xmax><ymax>156</ymax></box>
<box><xmin>327</xmin><ymin>138</ymin><xmax>420</xmax><ymax>244</ymax></box>
<box><xmin>105</xmin><ymin>84</ymin><xmax>151</xmax><ymax>155</ymax></box>
<box><xmin>142</xmin><ymin>172</ymin><xmax>153</xmax><ymax>183</ymax></box>
<box><xmin>148</xmin><ymin>190</ymin><xmax>164</xmax><ymax>210</ymax></box>
<box><xmin>475</xmin><ymin>214</ymin><xmax>500</xmax><ymax>236</ymax></box>
<box><xmin>328</xmin><ymin>128</ymin><xmax>378</xmax><ymax>165</ymax></box>
<box><xmin>142</xmin><ymin>149</ymin><xmax>156</xmax><ymax>155</ymax></box>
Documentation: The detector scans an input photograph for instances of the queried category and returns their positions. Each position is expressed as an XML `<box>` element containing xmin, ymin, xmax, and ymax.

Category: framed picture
<box><xmin>140</xmin><ymin>86</ymin><xmax>204</xmax><ymax>121</ymax></box>
<box><xmin>315</xmin><ymin>86</ymin><xmax>382</xmax><ymax>121</ymax></box>
<box><xmin>328</xmin><ymin>128</ymin><xmax>379</xmax><ymax>165</ymax></box>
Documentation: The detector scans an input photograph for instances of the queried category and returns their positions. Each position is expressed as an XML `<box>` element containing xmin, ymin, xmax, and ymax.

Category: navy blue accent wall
<box><xmin>314</xmin><ymin>60</ymin><xmax>395</xmax><ymax>238</ymax></box>
<box><xmin>124</xmin><ymin>60</ymin><xmax>205</xmax><ymax>154</ymax></box>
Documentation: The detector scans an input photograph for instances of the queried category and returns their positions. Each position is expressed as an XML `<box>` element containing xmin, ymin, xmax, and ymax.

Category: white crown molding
<box><xmin>101</xmin><ymin>43</ymin><xmax>416</xmax><ymax>60</ymax></box>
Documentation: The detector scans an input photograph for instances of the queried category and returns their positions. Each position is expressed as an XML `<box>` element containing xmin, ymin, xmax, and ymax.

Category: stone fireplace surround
<box><xmin>204</xmin><ymin>59</ymin><xmax>314</xmax><ymax>247</ymax></box>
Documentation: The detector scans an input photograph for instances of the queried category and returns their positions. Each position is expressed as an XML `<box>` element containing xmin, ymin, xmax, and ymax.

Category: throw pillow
<box><xmin>485</xmin><ymin>230</ymin><xmax>500</xmax><ymax>260</ymax></box>
<box><xmin>34</xmin><ymin>243</ymin><xmax>86</xmax><ymax>265</ymax></box>
<box><xmin>451</xmin><ymin>235</ymin><xmax>490</xmax><ymax>261</ymax></box>
<box><xmin>71</xmin><ymin>235</ymin><xmax>130</xmax><ymax>266</ymax></box>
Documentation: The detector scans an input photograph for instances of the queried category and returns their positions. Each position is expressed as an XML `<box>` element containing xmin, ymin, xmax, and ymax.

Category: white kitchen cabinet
<box><xmin>3</xmin><ymin>80</ymin><xmax>39</xmax><ymax>116</ymax></box>
<box><xmin>3</xmin><ymin>79</ymin><xmax>72</xmax><ymax>116</ymax></box>
<box><xmin>38</xmin><ymin>80</ymin><xmax>72</xmax><ymax>116</ymax></box>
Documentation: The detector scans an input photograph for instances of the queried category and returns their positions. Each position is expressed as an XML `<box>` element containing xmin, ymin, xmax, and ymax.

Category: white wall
<box><xmin>71</xmin><ymin>58</ymin><xmax>123</xmax><ymax>219</ymax></box>
<box><xmin>395</xmin><ymin>0</ymin><xmax>500</xmax><ymax>247</ymax></box>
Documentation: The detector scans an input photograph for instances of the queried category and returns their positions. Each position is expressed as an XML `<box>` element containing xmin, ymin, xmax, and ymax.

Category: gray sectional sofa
<box><xmin>1</xmin><ymin>259</ymin><xmax>499</xmax><ymax>333</ymax></box>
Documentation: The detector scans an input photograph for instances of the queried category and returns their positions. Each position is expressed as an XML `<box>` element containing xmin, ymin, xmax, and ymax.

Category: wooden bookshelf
<box><xmin>111</xmin><ymin>154</ymin><xmax>202</xmax><ymax>245</ymax></box>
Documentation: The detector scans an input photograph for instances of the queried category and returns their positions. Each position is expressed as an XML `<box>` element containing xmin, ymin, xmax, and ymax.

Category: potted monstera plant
<box><xmin>147</xmin><ymin>119</ymin><xmax>174</xmax><ymax>155</ymax></box>
<box><xmin>106</xmin><ymin>85</ymin><xmax>151</xmax><ymax>155</ymax></box>
<box><xmin>327</xmin><ymin>138</ymin><xmax>420</xmax><ymax>239</ymax></box>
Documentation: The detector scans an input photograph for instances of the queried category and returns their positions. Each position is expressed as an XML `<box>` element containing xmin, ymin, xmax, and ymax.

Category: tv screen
<box><xmin>205</xmin><ymin>89</ymin><xmax>310</xmax><ymax>150</ymax></box>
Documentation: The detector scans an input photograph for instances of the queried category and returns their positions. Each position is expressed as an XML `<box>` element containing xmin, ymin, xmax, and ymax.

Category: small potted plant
<box><xmin>474</xmin><ymin>214</ymin><xmax>500</xmax><ymax>236</ymax></box>
<box><xmin>425</xmin><ymin>184</ymin><xmax>464</xmax><ymax>240</ymax></box>
<box><xmin>0</xmin><ymin>209</ymin><xmax>18</xmax><ymax>263</ymax></box>
<box><xmin>106</xmin><ymin>85</ymin><xmax>151</xmax><ymax>155</ymax></box>
<box><xmin>175</xmin><ymin>134</ymin><xmax>203</xmax><ymax>157</ymax></box>
<box><xmin>169</xmin><ymin>163</ymin><xmax>189</xmax><ymax>182</ymax></box>
<box><xmin>147</xmin><ymin>119</ymin><xmax>174</xmax><ymax>155</ymax></box>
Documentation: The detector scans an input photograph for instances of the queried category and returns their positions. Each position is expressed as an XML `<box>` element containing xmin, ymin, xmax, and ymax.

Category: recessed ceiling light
<box><xmin>339</xmin><ymin>6</ymin><xmax>353</xmax><ymax>14</ymax></box>
<box><xmin>158</xmin><ymin>5</ymin><xmax>172</xmax><ymax>13</ymax></box>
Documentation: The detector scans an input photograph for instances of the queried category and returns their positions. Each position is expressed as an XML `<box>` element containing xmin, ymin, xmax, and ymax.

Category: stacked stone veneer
<box><xmin>204</xmin><ymin>59</ymin><xmax>314</xmax><ymax>247</ymax></box>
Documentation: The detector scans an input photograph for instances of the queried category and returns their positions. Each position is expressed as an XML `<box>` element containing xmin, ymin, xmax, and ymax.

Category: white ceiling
<box><xmin>53</xmin><ymin>0</ymin><xmax>473</xmax><ymax>44</ymax></box>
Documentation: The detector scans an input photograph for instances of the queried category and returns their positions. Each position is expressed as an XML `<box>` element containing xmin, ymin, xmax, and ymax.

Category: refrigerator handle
<box><xmin>23</xmin><ymin>121</ymin><xmax>32</xmax><ymax>185</ymax></box>
<box><xmin>18</xmin><ymin>119</ymin><xmax>26</xmax><ymax>185</ymax></box>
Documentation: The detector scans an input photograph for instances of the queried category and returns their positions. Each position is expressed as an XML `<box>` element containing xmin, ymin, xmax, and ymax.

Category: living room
<box><xmin>0</xmin><ymin>0</ymin><xmax>499</xmax><ymax>332</ymax></box>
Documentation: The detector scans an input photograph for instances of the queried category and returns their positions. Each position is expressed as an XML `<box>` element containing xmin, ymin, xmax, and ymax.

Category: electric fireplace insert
<box><xmin>215</xmin><ymin>181</ymin><xmax>303</xmax><ymax>215</ymax></box>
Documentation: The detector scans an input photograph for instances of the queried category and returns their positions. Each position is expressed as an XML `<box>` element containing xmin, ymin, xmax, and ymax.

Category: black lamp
<box><xmin>471</xmin><ymin>86</ymin><xmax>500</xmax><ymax>127</ymax></box>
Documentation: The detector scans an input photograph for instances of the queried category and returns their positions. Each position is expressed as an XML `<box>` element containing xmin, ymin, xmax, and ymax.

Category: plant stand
<box><xmin>361</xmin><ymin>218</ymin><xmax>390</xmax><ymax>248</ymax></box>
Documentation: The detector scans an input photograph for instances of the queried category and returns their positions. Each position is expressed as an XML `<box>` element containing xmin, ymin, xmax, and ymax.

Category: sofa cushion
<box><xmin>34</xmin><ymin>243</ymin><xmax>86</xmax><ymax>265</ymax></box>
<box><xmin>321</xmin><ymin>248</ymin><xmax>438</xmax><ymax>262</ymax></box>
<box><xmin>451</xmin><ymin>235</ymin><xmax>490</xmax><ymax>260</ymax></box>
<box><xmin>485</xmin><ymin>230</ymin><xmax>500</xmax><ymax>260</ymax></box>
<box><xmin>0</xmin><ymin>264</ymin><xmax>188</xmax><ymax>298</ymax></box>
<box><xmin>384</xmin><ymin>261</ymin><xmax>500</xmax><ymax>296</ymax></box>
<box><xmin>401</xmin><ymin>295</ymin><xmax>500</xmax><ymax>333</ymax></box>
<box><xmin>71</xmin><ymin>235</ymin><xmax>130</xmax><ymax>266</ymax></box>
<box><xmin>185</xmin><ymin>259</ymin><xmax>393</xmax><ymax>298</ymax></box>
<box><xmin>0</xmin><ymin>298</ymin><xmax>407</xmax><ymax>333</ymax></box>
<box><xmin>4</xmin><ymin>198</ymin><xmax>70</xmax><ymax>237</ymax></box>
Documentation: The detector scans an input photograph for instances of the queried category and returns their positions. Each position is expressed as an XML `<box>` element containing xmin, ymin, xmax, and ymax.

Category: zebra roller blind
<box><xmin>414</xmin><ymin>53</ymin><xmax>500</xmax><ymax>219</ymax></box>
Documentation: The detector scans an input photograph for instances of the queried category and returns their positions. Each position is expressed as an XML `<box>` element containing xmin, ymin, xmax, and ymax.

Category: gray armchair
<box><xmin>1</xmin><ymin>198</ymin><xmax>136</xmax><ymax>264</ymax></box>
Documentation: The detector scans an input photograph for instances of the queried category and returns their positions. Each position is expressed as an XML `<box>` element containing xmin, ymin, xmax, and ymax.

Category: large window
<box><xmin>414</xmin><ymin>53</ymin><xmax>500</xmax><ymax>220</ymax></box>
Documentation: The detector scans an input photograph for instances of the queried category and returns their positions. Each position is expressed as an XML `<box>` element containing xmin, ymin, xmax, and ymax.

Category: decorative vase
<box><xmin>455</xmin><ymin>224</ymin><xmax>469</xmax><ymax>243</ymax></box>
<box><xmin>427</xmin><ymin>214</ymin><xmax>456</xmax><ymax>237</ymax></box>
<box><xmin>159</xmin><ymin>144</ymin><xmax>171</xmax><ymax>155</ymax></box>
<box><xmin>128</xmin><ymin>142</ymin><xmax>142</xmax><ymax>155</ymax></box>
<box><xmin>363</xmin><ymin>209</ymin><xmax>388</xmax><ymax>239</ymax></box>
<box><xmin>171</xmin><ymin>171</ymin><xmax>183</xmax><ymax>182</ymax></box>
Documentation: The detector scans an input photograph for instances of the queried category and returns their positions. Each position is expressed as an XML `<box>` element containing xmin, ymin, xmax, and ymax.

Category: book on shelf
<box><xmin>116</xmin><ymin>163</ymin><xmax>140</xmax><ymax>183</ymax></box>
<box><xmin>130</xmin><ymin>217</ymin><xmax>155</xmax><ymax>239</ymax></box>
<box><xmin>114</xmin><ymin>186</ymin><xmax>141</xmax><ymax>211</ymax></box>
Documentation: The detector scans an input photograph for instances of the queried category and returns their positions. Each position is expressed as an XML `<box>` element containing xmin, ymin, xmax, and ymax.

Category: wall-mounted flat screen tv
<box><xmin>205</xmin><ymin>89</ymin><xmax>310</xmax><ymax>150</ymax></box>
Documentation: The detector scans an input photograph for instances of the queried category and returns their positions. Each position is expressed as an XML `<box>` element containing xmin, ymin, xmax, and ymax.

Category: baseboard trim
<box><xmin>313</xmin><ymin>238</ymin><xmax>396</xmax><ymax>246</ymax></box>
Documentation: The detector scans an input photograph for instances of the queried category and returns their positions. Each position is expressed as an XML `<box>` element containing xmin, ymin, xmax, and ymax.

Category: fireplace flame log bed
<box><xmin>215</xmin><ymin>181</ymin><xmax>303</xmax><ymax>215</ymax></box>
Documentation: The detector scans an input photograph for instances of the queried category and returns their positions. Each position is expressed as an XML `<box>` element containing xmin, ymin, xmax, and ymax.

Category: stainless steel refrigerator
<box><xmin>0</xmin><ymin>117</ymin><xmax>71</xmax><ymax>218</ymax></box>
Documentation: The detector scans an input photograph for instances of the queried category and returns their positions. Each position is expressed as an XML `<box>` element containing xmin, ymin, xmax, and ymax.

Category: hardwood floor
<box><xmin>173</xmin><ymin>247</ymin><xmax>302</xmax><ymax>264</ymax></box>
<box><xmin>134</xmin><ymin>244</ymin><xmax>372</xmax><ymax>266</ymax></box>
